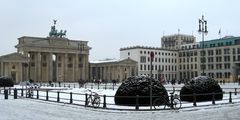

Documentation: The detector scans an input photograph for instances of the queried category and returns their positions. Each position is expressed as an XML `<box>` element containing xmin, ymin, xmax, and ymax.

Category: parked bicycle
<box><xmin>27</xmin><ymin>87</ymin><xmax>34</xmax><ymax>98</ymax></box>
<box><xmin>153</xmin><ymin>87</ymin><xmax>181</xmax><ymax>110</ymax></box>
<box><xmin>86</xmin><ymin>89</ymin><xmax>101</xmax><ymax>107</ymax></box>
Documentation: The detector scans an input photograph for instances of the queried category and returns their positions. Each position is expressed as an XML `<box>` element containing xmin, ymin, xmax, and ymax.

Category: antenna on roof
<box><xmin>178</xmin><ymin>28</ymin><xmax>180</xmax><ymax>35</ymax></box>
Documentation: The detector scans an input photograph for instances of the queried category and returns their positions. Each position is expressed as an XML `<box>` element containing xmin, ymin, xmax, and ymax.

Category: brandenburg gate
<box><xmin>15</xmin><ymin>21</ymin><xmax>91</xmax><ymax>83</ymax></box>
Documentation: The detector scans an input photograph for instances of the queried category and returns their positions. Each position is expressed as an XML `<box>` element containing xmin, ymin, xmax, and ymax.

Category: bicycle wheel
<box><xmin>93</xmin><ymin>97</ymin><xmax>100</xmax><ymax>107</ymax></box>
<box><xmin>153</xmin><ymin>98</ymin><xmax>166</xmax><ymax>110</ymax></box>
<box><xmin>172</xmin><ymin>98</ymin><xmax>181</xmax><ymax>109</ymax></box>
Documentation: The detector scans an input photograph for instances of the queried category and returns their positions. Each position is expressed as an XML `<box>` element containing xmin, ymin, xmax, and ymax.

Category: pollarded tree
<box><xmin>0</xmin><ymin>76</ymin><xmax>14</xmax><ymax>89</ymax></box>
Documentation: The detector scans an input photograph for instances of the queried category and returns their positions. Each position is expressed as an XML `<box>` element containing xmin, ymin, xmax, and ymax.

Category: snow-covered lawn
<box><xmin>1</xmin><ymin>95</ymin><xmax>240</xmax><ymax>120</ymax></box>
<box><xmin>3</xmin><ymin>83</ymin><xmax>240</xmax><ymax>110</ymax></box>
<box><xmin>1</xmin><ymin>83</ymin><xmax>240</xmax><ymax>120</ymax></box>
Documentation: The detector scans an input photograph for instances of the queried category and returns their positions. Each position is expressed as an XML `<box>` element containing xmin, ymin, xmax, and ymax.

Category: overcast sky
<box><xmin>0</xmin><ymin>0</ymin><xmax>239</xmax><ymax>60</ymax></box>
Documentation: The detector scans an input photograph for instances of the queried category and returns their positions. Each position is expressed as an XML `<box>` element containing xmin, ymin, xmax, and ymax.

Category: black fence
<box><xmin>38</xmin><ymin>82</ymin><xmax>119</xmax><ymax>91</ymax></box>
<box><xmin>1</xmin><ymin>87</ymin><xmax>240</xmax><ymax>111</ymax></box>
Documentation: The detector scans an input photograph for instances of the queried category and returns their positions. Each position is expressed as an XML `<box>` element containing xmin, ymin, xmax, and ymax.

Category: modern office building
<box><xmin>121</xmin><ymin>35</ymin><xmax>240</xmax><ymax>83</ymax></box>
<box><xmin>161</xmin><ymin>34</ymin><xmax>196</xmax><ymax>50</ymax></box>
<box><xmin>179</xmin><ymin>36</ymin><xmax>240</xmax><ymax>82</ymax></box>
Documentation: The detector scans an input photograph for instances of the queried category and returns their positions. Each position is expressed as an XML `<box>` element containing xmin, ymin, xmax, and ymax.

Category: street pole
<box><xmin>198</xmin><ymin>15</ymin><xmax>208</xmax><ymax>76</ymax></box>
<box><xmin>150</xmin><ymin>52</ymin><xmax>154</xmax><ymax>110</ymax></box>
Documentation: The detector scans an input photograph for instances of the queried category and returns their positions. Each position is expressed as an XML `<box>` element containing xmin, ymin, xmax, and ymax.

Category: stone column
<box><xmin>103</xmin><ymin>66</ymin><xmax>106</xmax><ymax>81</ymax></box>
<box><xmin>0</xmin><ymin>61</ymin><xmax>3</xmax><ymax>76</ymax></box>
<box><xmin>18</xmin><ymin>63</ymin><xmax>23</xmax><ymax>83</ymax></box>
<box><xmin>99</xmin><ymin>67</ymin><xmax>102</xmax><ymax>80</ymax></box>
<box><xmin>81</xmin><ymin>55</ymin><xmax>87</xmax><ymax>80</ymax></box>
<box><xmin>8</xmin><ymin>62</ymin><xmax>11</xmax><ymax>77</ymax></box>
<box><xmin>75</xmin><ymin>54</ymin><xmax>79</xmax><ymax>81</ymax></box>
<box><xmin>55</xmin><ymin>53</ymin><xmax>59</xmax><ymax>82</ymax></box>
<box><xmin>48</xmin><ymin>52</ymin><xmax>53</xmax><ymax>82</ymax></box>
<box><xmin>37</xmin><ymin>52</ymin><xmax>41</xmax><ymax>82</ymax></box>
<box><xmin>64</xmin><ymin>53</ymin><xmax>68</xmax><ymax>82</ymax></box>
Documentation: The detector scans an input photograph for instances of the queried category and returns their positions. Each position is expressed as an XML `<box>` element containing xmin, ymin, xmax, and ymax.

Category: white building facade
<box><xmin>120</xmin><ymin>46</ymin><xmax>179</xmax><ymax>82</ymax></box>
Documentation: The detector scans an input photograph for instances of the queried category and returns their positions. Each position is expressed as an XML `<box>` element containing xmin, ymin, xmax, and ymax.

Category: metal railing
<box><xmin>1</xmin><ymin>87</ymin><xmax>240</xmax><ymax>111</ymax></box>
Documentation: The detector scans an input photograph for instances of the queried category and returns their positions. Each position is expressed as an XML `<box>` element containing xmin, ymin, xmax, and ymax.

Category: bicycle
<box><xmin>86</xmin><ymin>89</ymin><xmax>101</xmax><ymax>107</ymax></box>
<box><xmin>153</xmin><ymin>87</ymin><xmax>181</xmax><ymax>110</ymax></box>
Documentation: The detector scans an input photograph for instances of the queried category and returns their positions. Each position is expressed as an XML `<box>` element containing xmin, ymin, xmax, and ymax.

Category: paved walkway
<box><xmin>0</xmin><ymin>95</ymin><xmax>240</xmax><ymax>120</ymax></box>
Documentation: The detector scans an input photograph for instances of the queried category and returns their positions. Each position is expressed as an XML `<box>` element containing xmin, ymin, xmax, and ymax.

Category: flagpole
<box><xmin>218</xmin><ymin>29</ymin><xmax>221</xmax><ymax>39</ymax></box>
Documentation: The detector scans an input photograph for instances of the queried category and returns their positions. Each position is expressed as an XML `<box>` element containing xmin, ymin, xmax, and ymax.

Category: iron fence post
<box><xmin>46</xmin><ymin>91</ymin><xmax>49</xmax><ymax>101</ymax></box>
<box><xmin>229</xmin><ymin>92</ymin><xmax>232</xmax><ymax>103</ymax></box>
<box><xmin>57</xmin><ymin>91</ymin><xmax>60</xmax><ymax>102</ymax></box>
<box><xmin>103</xmin><ymin>95</ymin><xmax>106</xmax><ymax>108</ymax></box>
<box><xmin>193</xmin><ymin>93</ymin><xmax>197</xmax><ymax>106</ymax></box>
<box><xmin>85</xmin><ymin>93</ymin><xmax>88</xmax><ymax>106</ymax></box>
<box><xmin>135</xmin><ymin>95</ymin><xmax>139</xmax><ymax>110</ymax></box>
<box><xmin>14</xmin><ymin>88</ymin><xmax>17</xmax><ymax>99</ymax></box>
<box><xmin>235</xmin><ymin>88</ymin><xmax>237</xmax><ymax>95</ymax></box>
<box><xmin>212</xmin><ymin>92</ymin><xmax>215</xmax><ymax>105</ymax></box>
<box><xmin>170</xmin><ymin>94</ymin><xmax>174</xmax><ymax>109</ymax></box>
<box><xmin>70</xmin><ymin>92</ymin><xmax>73</xmax><ymax>104</ymax></box>
<box><xmin>37</xmin><ymin>90</ymin><xmax>39</xmax><ymax>99</ymax></box>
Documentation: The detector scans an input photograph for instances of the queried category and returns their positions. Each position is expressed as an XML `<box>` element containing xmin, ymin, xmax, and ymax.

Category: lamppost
<box><xmin>150</xmin><ymin>51</ymin><xmax>154</xmax><ymax>109</ymax></box>
<box><xmin>198</xmin><ymin>15</ymin><xmax>208</xmax><ymax>76</ymax></box>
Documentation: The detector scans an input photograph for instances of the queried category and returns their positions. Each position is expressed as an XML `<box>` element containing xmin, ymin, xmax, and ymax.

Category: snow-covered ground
<box><xmin>1</xmin><ymin>83</ymin><xmax>240</xmax><ymax>120</ymax></box>
<box><xmin>1</xmin><ymin>95</ymin><xmax>240</xmax><ymax>120</ymax></box>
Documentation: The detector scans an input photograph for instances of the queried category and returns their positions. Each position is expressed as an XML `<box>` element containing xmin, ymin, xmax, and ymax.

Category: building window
<box><xmin>216</xmin><ymin>49</ymin><xmax>222</xmax><ymax>55</ymax></box>
<box><xmin>224</xmin><ymin>48</ymin><xmax>230</xmax><ymax>54</ymax></box>
<box><xmin>224</xmin><ymin>63</ymin><xmax>230</xmax><ymax>69</ymax></box>
<box><xmin>68</xmin><ymin>64</ymin><xmax>73</xmax><ymax>68</ymax></box>
<box><xmin>208</xmin><ymin>50</ymin><xmax>213</xmax><ymax>56</ymax></box>
<box><xmin>58</xmin><ymin>63</ymin><xmax>61</xmax><ymax>67</ymax></box>
<box><xmin>12</xmin><ymin>65</ymin><xmax>15</xmax><ymax>69</ymax></box>
<box><xmin>58</xmin><ymin>56</ymin><xmax>61</xmax><ymax>61</ymax></box>
<box><xmin>31</xmin><ymin>62</ymin><xmax>35</xmax><ymax>67</ymax></box>
<box><xmin>237</xmin><ymin>48</ymin><xmax>240</xmax><ymax>54</ymax></box>
<box><xmin>208</xmin><ymin>64</ymin><xmax>214</xmax><ymax>70</ymax></box>
<box><xmin>208</xmin><ymin>57</ymin><xmax>214</xmax><ymax>63</ymax></box>
<box><xmin>140</xmin><ymin>56</ymin><xmax>146</xmax><ymax>63</ymax></box>
<box><xmin>216</xmin><ymin>64</ymin><xmax>222</xmax><ymax>69</ymax></box>
<box><xmin>224</xmin><ymin>56</ymin><xmax>230</xmax><ymax>62</ymax></box>
<box><xmin>42</xmin><ymin>63</ymin><xmax>47</xmax><ymax>67</ymax></box>
<box><xmin>43</xmin><ymin>55</ymin><xmax>47</xmax><ymax>61</ymax></box>
<box><xmin>78</xmin><ymin>64</ymin><xmax>83</xmax><ymax>68</ymax></box>
<box><xmin>216</xmin><ymin>56</ymin><xmax>222</xmax><ymax>62</ymax></box>
<box><xmin>128</xmin><ymin>52</ymin><xmax>130</xmax><ymax>56</ymax></box>
<box><xmin>79</xmin><ymin>57</ymin><xmax>82</xmax><ymax>62</ymax></box>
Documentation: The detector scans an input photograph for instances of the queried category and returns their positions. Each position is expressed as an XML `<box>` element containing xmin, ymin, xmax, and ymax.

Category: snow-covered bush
<box><xmin>180</xmin><ymin>76</ymin><xmax>223</xmax><ymax>102</ymax></box>
<box><xmin>0</xmin><ymin>76</ymin><xmax>14</xmax><ymax>88</ymax></box>
<box><xmin>114</xmin><ymin>76</ymin><xmax>168</xmax><ymax>106</ymax></box>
